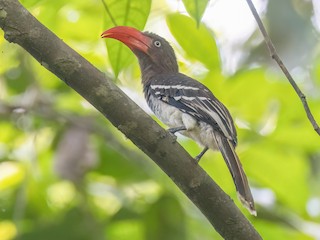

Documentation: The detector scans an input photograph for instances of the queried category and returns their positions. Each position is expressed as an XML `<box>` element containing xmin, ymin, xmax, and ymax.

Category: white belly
<box><xmin>148</xmin><ymin>95</ymin><xmax>218</xmax><ymax>150</ymax></box>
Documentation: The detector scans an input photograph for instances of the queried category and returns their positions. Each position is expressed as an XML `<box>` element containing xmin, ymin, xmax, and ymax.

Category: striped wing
<box><xmin>146</xmin><ymin>73</ymin><xmax>237</xmax><ymax>145</ymax></box>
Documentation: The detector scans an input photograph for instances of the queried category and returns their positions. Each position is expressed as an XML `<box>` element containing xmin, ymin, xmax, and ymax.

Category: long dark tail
<box><xmin>214</xmin><ymin>134</ymin><xmax>256</xmax><ymax>215</ymax></box>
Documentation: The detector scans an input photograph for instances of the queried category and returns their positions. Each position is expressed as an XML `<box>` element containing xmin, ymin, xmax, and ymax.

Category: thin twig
<box><xmin>101</xmin><ymin>0</ymin><xmax>117</xmax><ymax>26</ymax></box>
<box><xmin>245</xmin><ymin>0</ymin><xmax>320</xmax><ymax>135</ymax></box>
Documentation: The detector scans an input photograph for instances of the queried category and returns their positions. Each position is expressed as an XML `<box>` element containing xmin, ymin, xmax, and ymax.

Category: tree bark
<box><xmin>0</xmin><ymin>0</ymin><xmax>262</xmax><ymax>239</ymax></box>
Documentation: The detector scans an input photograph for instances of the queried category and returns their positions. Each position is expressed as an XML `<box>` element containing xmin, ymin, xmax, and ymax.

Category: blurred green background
<box><xmin>0</xmin><ymin>0</ymin><xmax>320</xmax><ymax>239</ymax></box>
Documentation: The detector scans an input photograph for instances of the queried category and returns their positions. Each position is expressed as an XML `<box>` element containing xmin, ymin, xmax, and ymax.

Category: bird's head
<box><xmin>101</xmin><ymin>26</ymin><xmax>178</xmax><ymax>78</ymax></box>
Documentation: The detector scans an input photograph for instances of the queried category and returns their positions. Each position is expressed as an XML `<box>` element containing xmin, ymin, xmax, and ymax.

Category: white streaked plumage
<box><xmin>148</xmin><ymin>94</ymin><xmax>220</xmax><ymax>150</ymax></box>
<box><xmin>151</xmin><ymin>84</ymin><xmax>200</xmax><ymax>91</ymax></box>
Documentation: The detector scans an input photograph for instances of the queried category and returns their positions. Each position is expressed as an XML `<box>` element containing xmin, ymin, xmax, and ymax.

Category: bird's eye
<box><xmin>154</xmin><ymin>40</ymin><xmax>161</xmax><ymax>48</ymax></box>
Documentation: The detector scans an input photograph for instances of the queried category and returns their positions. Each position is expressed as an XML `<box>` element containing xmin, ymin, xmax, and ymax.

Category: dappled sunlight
<box><xmin>1</xmin><ymin>0</ymin><xmax>320</xmax><ymax>239</ymax></box>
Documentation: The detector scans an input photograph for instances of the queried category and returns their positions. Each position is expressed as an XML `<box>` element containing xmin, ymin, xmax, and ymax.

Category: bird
<box><xmin>101</xmin><ymin>26</ymin><xmax>256</xmax><ymax>215</ymax></box>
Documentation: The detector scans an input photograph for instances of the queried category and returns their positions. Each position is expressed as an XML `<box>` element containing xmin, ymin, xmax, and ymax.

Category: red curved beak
<box><xmin>101</xmin><ymin>26</ymin><xmax>151</xmax><ymax>53</ymax></box>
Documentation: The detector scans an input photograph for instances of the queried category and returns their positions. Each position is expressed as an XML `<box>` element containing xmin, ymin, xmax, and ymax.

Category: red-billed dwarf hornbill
<box><xmin>101</xmin><ymin>26</ymin><xmax>256</xmax><ymax>215</ymax></box>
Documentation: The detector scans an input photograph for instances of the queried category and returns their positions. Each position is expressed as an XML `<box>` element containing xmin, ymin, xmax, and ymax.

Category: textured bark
<box><xmin>0</xmin><ymin>1</ymin><xmax>262</xmax><ymax>239</ymax></box>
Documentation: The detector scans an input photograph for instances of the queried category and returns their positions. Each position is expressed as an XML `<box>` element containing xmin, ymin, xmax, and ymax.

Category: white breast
<box><xmin>147</xmin><ymin>95</ymin><xmax>218</xmax><ymax>151</ymax></box>
<box><xmin>148</xmin><ymin>95</ymin><xmax>184</xmax><ymax>128</ymax></box>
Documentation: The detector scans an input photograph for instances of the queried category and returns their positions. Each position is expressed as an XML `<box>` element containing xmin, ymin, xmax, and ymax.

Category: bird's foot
<box><xmin>195</xmin><ymin>147</ymin><xmax>209</xmax><ymax>162</ymax></box>
<box><xmin>168</xmin><ymin>126</ymin><xmax>186</xmax><ymax>134</ymax></box>
<box><xmin>167</xmin><ymin>126</ymin><xmax>186</xmax><ymax>143</ymax></box>
<box><xmin>195</xmin><ymin>155</ymin><xmax>201</xmax><ymax>162</ymax></box>
<box><xmin>168</xmin><ymin>131</ymin><xmax>177</xmax><ymax>142</ymax></box>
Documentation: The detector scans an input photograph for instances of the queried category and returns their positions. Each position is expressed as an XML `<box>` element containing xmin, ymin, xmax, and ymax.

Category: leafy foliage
<box><xmin>102</xmin><ymin>0</ymin><xmax>151</xmax><ymax>78</ymax></box>
<box><xmin>1</xmin><ymin>0</ymin><xmax>320</xmax><ymax>239</ymax></box>
<box><xmin>181</xmin><ymin>0</ymin><xmax>209</xmax><ymax>27</ymax></box>
<box><xmin>166</xmin><ymin>13</ymin><xmax>220</xmax><ymax>70</ymax></box>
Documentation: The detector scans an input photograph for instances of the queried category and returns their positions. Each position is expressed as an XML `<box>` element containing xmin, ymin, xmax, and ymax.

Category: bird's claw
<box><xmin>194</xmin><ymin>147</ymin><xmax>208</xmax><ymax>163</ymax></box>
<box><xmin>168</xmin><ymin>131</ymin><xmax>177</xmax><ymax>142</ymax></box>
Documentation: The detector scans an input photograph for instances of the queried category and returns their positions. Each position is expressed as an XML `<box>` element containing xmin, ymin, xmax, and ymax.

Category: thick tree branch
<box><xmin>0</xmin><ymin>0</ymin><xmax>262</xmax><ymax>239</ymax></box>
<box><xmin>245</xmin><ymin>0</ymin><xmax>320</xmax><ymax>136</ymax></box>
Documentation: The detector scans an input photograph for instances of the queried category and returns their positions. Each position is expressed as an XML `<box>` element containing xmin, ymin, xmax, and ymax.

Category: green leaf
<box><xmin>245</xmin><ymin>143</ymin><xmax>309</xmax><ymax>214</ymax></box>
<box><xmin>96</xmin><ymin>141</ymin><xmax>150</xmax><ymax>181</ymax></box>
<box><xmin>16</xmin><ymin>208</ymin><xmax>105</xmax><ymax>240</ymax></box>
<box><xmin>255</xmin><ymin>220</ymin><xmax>314</xmax><ymax>240</ymax></box>
<box><xmin>107</xmin><ymin>219</ymin><xmax>143</xmax><ymax>240</ymax></box>
<box><xmin>166</xmin><ymin>13</ymin><xmax>219</xmax><ymax>70</ymax></box>
<box><xmin>144</xmin><ymin>195</ymin><xmax>186</xmax><ymax>240</ymax></box>
<box><xmin>102</xmin><ymin>0</ymin><xmax>151</xmax><ymax>78</ymax></box>
<box><xmin>182</xmin><ymin>0</ymin><xmax>209</xmax><ymax>26</ymax></box>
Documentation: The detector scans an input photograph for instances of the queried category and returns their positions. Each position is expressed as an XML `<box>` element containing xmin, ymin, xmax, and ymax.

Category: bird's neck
<box><xmin>140</xmin><ymin>64</ymin><xmax>163</xmax><ymax>85</ymax></box>
<box><xmin>134</xmin><ymin>51</ymin><xmax>179</xmax><ymax>86</ymax></box>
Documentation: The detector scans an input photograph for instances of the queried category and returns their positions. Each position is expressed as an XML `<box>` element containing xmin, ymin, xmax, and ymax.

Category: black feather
<box><xmin>145</xmin><ymin>72</ymin><xmax>237</xmax><ymax>145</ymax></box>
